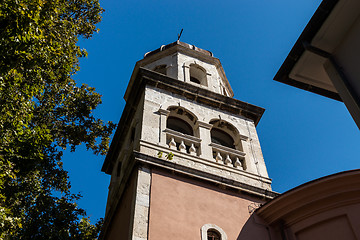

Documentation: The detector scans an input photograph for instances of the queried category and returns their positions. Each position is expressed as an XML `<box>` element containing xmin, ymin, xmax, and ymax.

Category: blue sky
<box><xmin>62</xmin><ymin>0</ymin><xmax>360</xmax><ymax>223</ymax></box>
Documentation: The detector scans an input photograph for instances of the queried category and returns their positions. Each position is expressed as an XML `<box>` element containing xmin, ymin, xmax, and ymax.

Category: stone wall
<box><xmin>143</xmin><ymin>52</ymin><xmax>231</xmax><ymax>96</ymax></box>
<box><xmin>139</xmin><ymin>85</ymin><xmax>271</xmax><ymax>190</ymax></box>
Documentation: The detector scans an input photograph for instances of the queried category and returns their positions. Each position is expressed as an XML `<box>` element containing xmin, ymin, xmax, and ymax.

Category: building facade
<box><xmin>100</xmin><ymin>41</ymin><xmax>277</xmax><ymax>239</ymax></box>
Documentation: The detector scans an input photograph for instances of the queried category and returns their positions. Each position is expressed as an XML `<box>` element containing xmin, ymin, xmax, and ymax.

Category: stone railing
<box><xmin>210</xmin><ymin>143</ymin><xmax>246</xmax><ymax>170</ymax></box>
<box><xmin>165</xmin><ymin>128</ymin><xmax>201</xmax><ymax>156</ymax></box>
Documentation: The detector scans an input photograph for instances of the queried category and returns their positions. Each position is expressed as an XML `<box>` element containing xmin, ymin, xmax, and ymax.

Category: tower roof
<box><xmin>124</xmin><ymin>41</ymin><xmax>234</xmax><ymax>101</ymax></box>
<box><xmin>143</xmin><ymin>41</ymin><xmax>214</xmax><ymax>59</ymax></box>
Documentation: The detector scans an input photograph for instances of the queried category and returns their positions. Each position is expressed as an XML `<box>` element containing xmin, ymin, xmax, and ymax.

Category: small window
<box><xmin>201</xmin><ymin>224</ymin><xmax>227</xmax><ymax>240</ymax></box>
<box><xmin>208</xmin><ymin>229</ymin><xmax>221</xmax><ymax>240</ymax></box>
<box><xmin>167</xmin><ymin>116</ymin><xmax>193</xmax><ymax>136</ymax></box>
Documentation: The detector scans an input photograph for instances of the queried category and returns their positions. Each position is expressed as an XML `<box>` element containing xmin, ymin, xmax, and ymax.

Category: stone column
<box><xmin>158</xmin><ymin>109</ymin><xmax>170</xmax><ymax>146</ymax></box>
<box><xmin>131</xmin><ymin>166</ymin><xmax>151</xmax><ymax>240</ymax></box>
<box><xmin>182</xmin><ymin>63</ymin><xmax>190</xmax><ymax>83</ymax></box>
<box><xmin>197</xmin><ymin>121</ymin><xmax>213</xmax><ymax>160</ymax></box>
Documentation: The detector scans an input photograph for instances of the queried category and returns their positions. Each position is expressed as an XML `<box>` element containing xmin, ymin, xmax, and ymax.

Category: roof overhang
<box><xmin>256</xmin><ymin>169</ymin><xmax>360</xmax><ymax>225</ymax></box>
<box><xmin>274</xmin><ymin>0</ymin><xmax>360</xmax><ymax>128</ymax></box>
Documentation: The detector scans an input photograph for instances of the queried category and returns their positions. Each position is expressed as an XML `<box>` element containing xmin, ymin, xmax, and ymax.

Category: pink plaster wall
<box><xmin>148</xmin><ymin>169</ymin><xmax>265</xmax><ymax>240</ymax></box>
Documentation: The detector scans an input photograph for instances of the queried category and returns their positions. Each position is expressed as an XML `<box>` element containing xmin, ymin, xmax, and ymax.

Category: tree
<box><xmin>0</xmin><ymin>0</ymin><xmax>115</xmax><ymax>238</ymax></box>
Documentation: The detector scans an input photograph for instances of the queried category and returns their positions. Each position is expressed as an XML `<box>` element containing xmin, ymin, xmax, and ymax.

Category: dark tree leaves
<box><xmin>0</xmin><ymin>0</ymin><xmax>115</xmax><ymax>238</ymax></box>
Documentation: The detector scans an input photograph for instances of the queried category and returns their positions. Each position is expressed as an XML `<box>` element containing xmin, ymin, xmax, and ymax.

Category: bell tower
<box><xmin>100</xmin><ymin>41</ymin><xmax>277</xmax><ymax>240</ymax></box>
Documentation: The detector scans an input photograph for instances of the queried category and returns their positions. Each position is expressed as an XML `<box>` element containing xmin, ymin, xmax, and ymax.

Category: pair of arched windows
<box><xmin>166</xmin><ymin>109</ymin><xmax>239</xmax><ymax>151</ymax></box>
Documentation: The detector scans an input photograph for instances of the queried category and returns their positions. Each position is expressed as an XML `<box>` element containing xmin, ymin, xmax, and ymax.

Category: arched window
<box><xmin>153</xmin><ymin>64</ymin><xmax>167</xmax><ymax>75</ymax></box>
<box><xmin>201</xmin><ymin>224</ymin><xmax>227</xmax><ymax>240</ymax></box>
<box><xmin>209</xmin><ymin>119</ymin><xmax>243</xmax><ymax>151</ymax></box>
<box><xmin>207</xmin><ymin>229</ymin><xmax>221</xmax><ymax>240</ymax></box>
<box><xmin>189</xmin><ymin>64</ymin><xmax>207</xmax><ymax>86</ymax></box>
<box><xmin>165</xmin><ymin>107</ymin><xmax>199</xmax><ymax>156</ymax></box>
<box><xmin>166</xmin><ymin>116</ymin><xmax>193</xmax><ymax>136</ymax></box>
<box><xmin>209</xmin><ymin>119</ymin><xmax>246</xmax><ymax>169</ymax></box>
<box><xmin>211</xmin><ymin>128</ymin><xmax>235</xmax><ymax>149</ymax></box>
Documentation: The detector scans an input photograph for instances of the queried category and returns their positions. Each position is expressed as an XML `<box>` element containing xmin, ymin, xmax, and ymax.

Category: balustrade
<box><xmin>210</xmin><ymin>143</ymin><xmax>246</xmax><ymax>170</ymax></box>
<box><xmin>165</xmin><ymin>128</ymin><xmax>201</xmax><ymax>156</ymax></box>
<box><xmin>164</xmin><ymin>129</ymin><xmax>246</xmax><ymax>171</ymax></box>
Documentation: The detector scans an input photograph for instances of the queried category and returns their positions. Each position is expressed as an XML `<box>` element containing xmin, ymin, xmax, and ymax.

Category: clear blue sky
<box><xmin>62</xmin><ymin>0</ymin><xmax>360</xmax><ymax>223</ymax></box>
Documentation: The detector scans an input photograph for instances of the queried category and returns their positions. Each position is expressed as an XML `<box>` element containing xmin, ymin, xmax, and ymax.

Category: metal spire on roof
<box><xmin>177</xmin><ymin>28</ymin><xmax>183</xmax><ymax>41</ymax></box>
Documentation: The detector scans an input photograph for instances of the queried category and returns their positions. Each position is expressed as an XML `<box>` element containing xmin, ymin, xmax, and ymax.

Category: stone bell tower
<box><xmin>99</xmin><ymin>41</ymin><xmax>277</xmax><ymax>240</ymax></box>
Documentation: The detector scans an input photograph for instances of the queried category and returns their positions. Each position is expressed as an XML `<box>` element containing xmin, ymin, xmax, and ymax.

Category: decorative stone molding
<box><xmin>196</xmin><ymin>120</ymin><xmax>212</xmax><ymax>129</ymax></box>
<box><xmin>239</xmin><ymin>134</ymin><xmax>249</xmax><ymax>141</ymax></box>
<box><xmin>196</xmin><ymin>121</ymin><xmax>213</xmax><ymax>159</ymax></box>
<box><xmin>134</xmin><ymin>147</ymin><xmax>276</xmax><ymax>197</ymax></box>
<box><xmin>210</xmin><ymin>143</ymin><xmax>246</xmax><ymax>157</ymax></box>
<box><xmin>165</xmin><ymin>128</ymin><xmax>201</xmax><ymax>143</ymax></box>
<box><xmin>201</xmin><ymin>224</ymin><xmax>227</xmax><ymax>240</ymax></box>
<box><xmin>158</xmin><ymin>108</ymin><xmax>170</xmax><ymax>116</ymax></box>
<box><xmin>158</xmin><ymin>108</ymin><xmax>170</xmax><ymax>145</ymax></box>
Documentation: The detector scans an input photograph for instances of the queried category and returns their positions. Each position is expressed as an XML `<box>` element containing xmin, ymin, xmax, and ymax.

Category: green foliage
<box><xmin>0</xmin><ymin>0</ymin><xmax>115</xmax><ymax>239</ymax></box>
<box><xmin>166</xmin><ymin>152</ymin><xmax>174</xmax><ymax>160</ymax></box>
<box><xmin>157</xmin><ymin>151</ymin><xmax>174</xmax><ymax>161</ymax></box>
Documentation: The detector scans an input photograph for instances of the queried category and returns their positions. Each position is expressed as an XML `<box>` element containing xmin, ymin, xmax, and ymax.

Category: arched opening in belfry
<box><xmin>189</xmin><ymin>64</ymin><xmax>207</xmax><ymax>86</ymax></box>
<box><xmin>209</xmin><ymin>119</ymin><xmax>243</xmax><ymax>152</ymax></box>
<box><xmin>166</xmin><ymin>116</ymin><xmax>193</xmax><ymax>136</ymax></box>
<box><xmin>210</xmin><ymin>128</ymin><xmax>234</xmax><ymax>149</ymax></box>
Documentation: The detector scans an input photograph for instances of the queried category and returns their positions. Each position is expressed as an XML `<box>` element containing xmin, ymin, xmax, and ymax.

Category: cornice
<box><xmin>140</xmin><ymin>67</ymin><xmax>265</xmax><ymax>124</ymax></box>
<box><xmin>133</xmin><ymin>151</ymin><xmax>278</xmax><ymax>199</ymax></box>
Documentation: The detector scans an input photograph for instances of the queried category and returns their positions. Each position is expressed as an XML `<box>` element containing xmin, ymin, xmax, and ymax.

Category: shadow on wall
<box><xmin>237</xmin><ymin>214</ymin><xmax>272</xmax><ymax>240</ymax></box>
